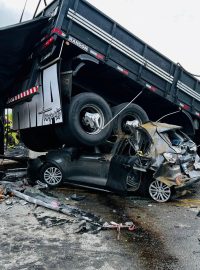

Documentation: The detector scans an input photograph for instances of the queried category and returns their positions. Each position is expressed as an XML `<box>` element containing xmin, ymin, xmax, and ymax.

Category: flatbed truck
<box><xmin>1</xmin><ymin>0</ymin><xmax>200</xmax><ymax>150</ymax></box>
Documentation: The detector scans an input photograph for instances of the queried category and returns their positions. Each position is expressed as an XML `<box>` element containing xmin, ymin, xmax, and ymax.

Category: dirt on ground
<box><xmin>1</xmin><ymin>167</ymin><xmax>200</xmax><ymax>270</ymax></box>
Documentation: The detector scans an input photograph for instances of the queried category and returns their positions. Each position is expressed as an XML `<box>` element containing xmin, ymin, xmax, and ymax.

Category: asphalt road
<box><xmin>1</xmin><ymin>182</ymin><xmax>200</xmax><ymax>270</ymax></box>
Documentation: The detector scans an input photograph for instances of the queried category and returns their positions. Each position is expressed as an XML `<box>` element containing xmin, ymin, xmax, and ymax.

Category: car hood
<box><xmin>139</xmin><ymin>122</ymin><xmax>181</xmax><ymax>158</ymax></box>
<box><xmin>141</xmin><ymin>122</ymin><xmax>181</xmax><ymax>136</ymax></box>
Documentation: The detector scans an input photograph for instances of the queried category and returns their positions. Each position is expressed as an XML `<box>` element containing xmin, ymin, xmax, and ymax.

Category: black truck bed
<box><xmin>42</xmin><ymin>0</ymin><xmax>200</xmax><ymax>118</ymax></box>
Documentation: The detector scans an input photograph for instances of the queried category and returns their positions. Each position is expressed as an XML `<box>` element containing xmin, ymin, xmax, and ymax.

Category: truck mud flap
<box><xmin>13</xmin><ymin>62</ymin><xmax>63</xmax><ymax>130</ymax></box>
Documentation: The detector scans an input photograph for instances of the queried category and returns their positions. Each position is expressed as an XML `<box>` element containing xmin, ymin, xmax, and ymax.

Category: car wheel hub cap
<box><xmin>44</xmin><ymin>167</ymin><xmax>62</xmax><ymax>185</ymax></box>
<box><xmin>149</xmin><ymin>180</ymin><xmax>171</xmax><ymax>202</ymax></box>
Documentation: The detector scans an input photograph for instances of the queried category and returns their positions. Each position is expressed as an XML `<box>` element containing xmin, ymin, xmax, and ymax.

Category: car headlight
<box><xmin>163</xmin><ymin>153</ymin><xmax>178</xmax><ymax>164</ymax></box>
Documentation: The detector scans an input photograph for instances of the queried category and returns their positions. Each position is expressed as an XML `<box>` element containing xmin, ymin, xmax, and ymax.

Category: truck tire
<box><xmin>20</xmin><ymin>126</ymin><xmax>62</xmax><ymax>152</ymax></box>
<box><xmin>56</xmin><ymin>93</ymin><xmax>113</xmax><ymax>146</ymax></box>
<box><xmin>112</xmin><ymin>103</ymin><xmax>149</xmax><ymax>135</ymax></box>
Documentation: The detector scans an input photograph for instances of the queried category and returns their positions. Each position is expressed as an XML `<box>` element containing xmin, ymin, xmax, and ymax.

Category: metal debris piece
<box><xmin>70</xmin><ymin>194</ymin><xmax>86</xmax><ymax>201</ymax></box>
<box><xmin>75</xmin><ymin>220</ymin><xmax>87</xmax><ymax>233</ymax></box>
<box><xmin>5</xmin><ymin>206</ymin><xmax>13</xmax><ymax>211</ymax></box>
<box><xmin>5</xmin><ymin>199</ymin><xmax>13</xmax><ymax>205</ymax></box>
<box><xmin>9</xmin><ymin>188</ymin><xmax>63</xmax><ymax>211</ymax></box>
<box><xmin>2</xmin><ymin>168</ymin><xmax>27</xmax><ymax>181</ymax></box>
<box><xmin>174</xmin><ymin>224</ymin><xmax>191</xmax><ymax>229</ymax></box>
<box><xmin>103</xmin><ymin>221</ymin><xmax>136</xmax><ymax>240</ymax></box>
<box><xmin>5</xmin><ymin>186</ymin><xmax>102</xmax><ymax>232</ymax></box>
<box><xmin>33</xmin><ymin>213</ymin><xmax>70</xmax><ymax>228</ymax></box>
<box><xmin>4</xmin><ymin>143</ymin><xmax>29</xmax><ymax>158</ymax></box>
<box><xmin>35</xmin><ymin>180</ymin><xmax>48</xmax><ymax>189</ymax></box>
<box><xmin>127</xmin><ymin>121</ymin><xmax>200</xmax><ymax>202</ymax></box>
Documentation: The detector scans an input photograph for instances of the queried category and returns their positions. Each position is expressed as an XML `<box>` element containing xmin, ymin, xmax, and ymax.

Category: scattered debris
<box><xmin>5</xmin><ymin>205</ymin><xmax>13</xmax><ymax>211</ymax></box>
<box><xmin>35</xmin><ymin>180</ymin><xmax>48</xmax><ymax>189</ymax></box>
<box><xmin>70</xmin><ymin>194</ymin><xmax>86</xmax><ymax>201</ymax></box>
<box><xmin>5</xmin><ymin>199</ymin><xmax>13</xmax><ymax>205</ymax></box>
<box><xmin>33</xmin><ymin>213</ymin><xmax>70</xmax><ymax>228</ymax></box>
<box><xmin>0</xmin><ymin>179</ymin><xmax>29</xmax><ymax>192</ymax></box>
<box><xmin>4</xmin><ymin>143</ymin><xmax>29</xmax><ymax>158</ymax></box>
<box><xmin>19</xmin><ymin>199</ymin><xmax>28</xmax><ymax>206</ymax></box>
<box><xmin>193</xmin><ymin>251</ymin><xmax>200</xmax><ymax>254</ymax></box>
<box><xmin>174</xmin><ymin>224</ymin><xmax>191</xmax><ymax>229</ymax></box>
<box><xmin>0</xmin><ymin>181</ymin><xmax>103</xmax><ymax>233</ymax></box>
<box><xmin>1</xmin><ymin>168</ymin><xmax>27</xmax><ymax>181</ymax></box>
<box><xmin>75</xmin><ymin>220</ymin><xmax>87</xmax><ymax>233</ymax></box>
<box><xmin>103</xmin><ymin>221</ymin><xmax>136</xmax><ymax>240</ymax></box>
<box><xmin>1</xmin><ymin>179</ymin><xmax>135</xmax><ymax>236</ymax></box>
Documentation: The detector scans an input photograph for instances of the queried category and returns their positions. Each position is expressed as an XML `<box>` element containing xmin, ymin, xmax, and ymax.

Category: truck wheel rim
<box><xmin>44</xmin><ymin>167</ymin><xmax>62</xmax><ymax>185</ymax></box>
<box><xmin>149</xmin><ymin>180</ymin><xmax>171</xmax><ymax>202</ymax></box>
<box><xmin>122</xmin><ymin>114</ymin><xmax>142</xmax><ymax>133</ymax></box>
<box><xmin>80</xmin><ymin>105</ymin><xmax>105</xmax><ymax>134</ymax></box>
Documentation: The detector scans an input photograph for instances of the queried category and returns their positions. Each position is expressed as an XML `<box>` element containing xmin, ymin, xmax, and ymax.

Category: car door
<box><xmin>67</xmin><ymin>154</ymin><xmax>110</xmax><ymax>187</ymax></box>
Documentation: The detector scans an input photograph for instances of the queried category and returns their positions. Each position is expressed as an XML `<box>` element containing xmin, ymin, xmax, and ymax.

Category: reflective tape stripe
<box><xmin>7</xmin><ymin>86</ymin><xmax>39</xmax><ymax>105</ymax></box>
<box><xmin>177</xmin><ymin>81</ymin><xmax>200</xmax><ymax>101</ymax></box>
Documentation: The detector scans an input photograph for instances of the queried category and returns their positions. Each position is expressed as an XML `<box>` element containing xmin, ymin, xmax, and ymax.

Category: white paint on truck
<box><xmin>13</xmin><ymin>63</ymin><xmax>63</xmax><ymax>130</ymax></box>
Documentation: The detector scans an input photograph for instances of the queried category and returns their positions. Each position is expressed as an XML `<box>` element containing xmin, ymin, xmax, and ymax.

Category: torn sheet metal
<box><xmin>128</xmin><ymin>121</ymin><xmax>200</xmax><ymax>189</ymax></box>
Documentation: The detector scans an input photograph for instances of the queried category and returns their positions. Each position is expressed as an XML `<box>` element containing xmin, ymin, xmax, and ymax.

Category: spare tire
<box><xmin>56</xmin><ymin>93</ymin><xmax>113</xmax><ymax>146</ymax></box>
<box><xmin>112</xmin><ymin>103</ymin><xmax>149</xmax><ymax>135</ymax></box>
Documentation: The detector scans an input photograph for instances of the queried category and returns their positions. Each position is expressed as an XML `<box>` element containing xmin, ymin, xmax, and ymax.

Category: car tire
<box><xmin>148</xmin><ymin>179</ymin><xmax>172</xmax><ymax>203</ymax></box>
<box><xmin>56</xmin><ymin>93</ymin><xmax>113</xmax><ymax>146</ymax></box>
<box><xmin>136</xmin><ymin>173</ymin><xmax>173</xmax><ymax>203</ymax></box>
<box><xmin>112</xmin><ymin>103</ymin><xmax>149</xmax><ymax>135</ymax></box>
<box><xmin>40</xmin><ymin>162</ymin><xmax>63</xmax><ymax>187</ymax></box>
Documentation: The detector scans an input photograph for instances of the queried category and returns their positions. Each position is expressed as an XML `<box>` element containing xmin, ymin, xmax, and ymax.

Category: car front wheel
<box><xmin>149</xmin><ymin>180</ymin><xmax>172</xmax><ymax>202</ymax></box>
<box><xmin>40</xmin><ymin>163</ymin><xmax>63</xmax><ymax>187</ymax></box>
